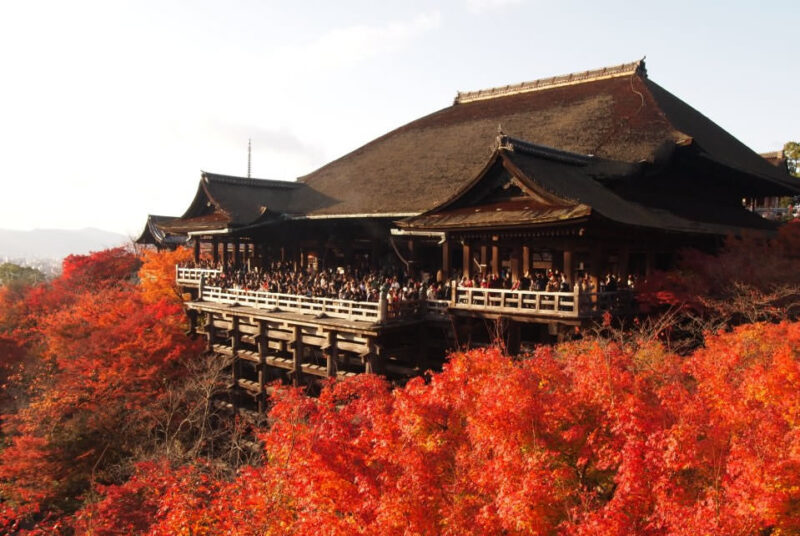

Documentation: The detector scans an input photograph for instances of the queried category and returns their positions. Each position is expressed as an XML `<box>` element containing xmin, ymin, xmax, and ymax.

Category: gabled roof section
<box><xmin>160</xmin><ymin>172</ymin><xmax>304</xmax><ymax>234</ymax></box>
<box><xmin>399</xmin><ymin>136</ymin><xmax>777</xmax><ymax>236</ymax></box>
<box><xmin>297</xmin><ymin>59</ymin><xmax>797</xmax><ymax>217</ymax></box>
<box><xmin>135</xmin><ymin>215</ymin><xmax>189</xmax><ymax>246</ymax></box>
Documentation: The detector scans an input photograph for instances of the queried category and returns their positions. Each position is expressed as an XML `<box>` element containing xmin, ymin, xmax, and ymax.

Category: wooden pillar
<box><xmin>212</xmin><ymin>238</ymin><xmax>219</xmax><ymax>264</ymax></box>
<box><xmin>511</xmin><ymin>245</ymin><xmax>522</xmax><ymax>281</ymax></box>
<box><xmin>407</xmin><ymin>239</ymin><xmax>416</xmax><ymax>277</ymax></box>
<box><xmin>193</xmin><ymin>239</ymin><xmax>201</xmax><ymax>263</ymax></box>
<box><xmin>371</xmin><ymin>240</ymin><xmax>380</xmax><ymax>270</ymax></box>
<box><xmin>480</xmin><ymin>245</ymin><xmax>488</xmax><ymax>275</ymax></box>
<box><xmin>507</xmin><ymin>320</ymin><xmax>521</xmax><ymax>356</ymax></box>
<box><xmin>244</xmin><ymin>243</ymin><xmax>251</xmax><ymax>268</ymax></box>
<box><xmin>222</xmin><ymin>241</ymin><xmax>229</xmax><ymax>266</ymax></box>
<box><xmin>590</xmin><ymin>247</ymin><xmax>602</xmax><ymax>291</ymax></box>
<box><xmin>441</xmin><ymin>239</ymin><xmax>451</xmax><ymax>280</ymax></box>
<box><xmin>491</xmin><ymin>244</ymin><xmax>500</xmax><ymax>277</ymax></box>
<box><xmin>363</xmin><ymin>337</ymin><xmax>378</xmax><ymax>374</ymax></box>
<box><xmin>205</xmin><ymin>313</ymin><xmax>216</xmax><ymax>352</ymax></box>
<box><xmin>522</xmin><ymin>245</ymin><xmax>530</xmax><ymax>276</ymax></box>
<box><xmin>618</xmin><ymin>245</ymin><xmax>630</xmax><ymax>278</ymax></box>
<box><xmin>325</xmin><ymin>330</ymin><xmax>338</xmax><ymax>378</ymax></box>
<box><xmin>256</xmin><ymin>320</ymin><xmax>268</xmax><ymax>415</ymax></box>
<box><xmin>462</xmin><ymin>241</ymin><xmax>471</xmax><ymax>279</ymax></box>
<box><xmin>230</xmin><ymin>316</ymin><xmax>240</xmax><ymax>413</ymax></box>
<box><xmin>292</xmin><ymin>325</ymin><xmax>303</xmax><ymax>387</ymax></box>
<box><xmin>563</xmin><ymin>250</ymin><xmax>573</xmax><ymax>283</ymax></box>
<box><xmin>645</xmin><ymin>249</ymin><xmax>656</xmax><ymax>276</ymax></box>
<box><xmin>233</xmin><ymin>239</ymin><xmax>241</xmax><ymax>268</ymax></box>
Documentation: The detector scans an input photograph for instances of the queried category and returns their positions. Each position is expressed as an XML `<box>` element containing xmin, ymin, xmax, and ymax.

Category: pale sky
<box><xmin>1</xmin><ymin>0</ymin><xmax>797</xmax><ymax>236</ymax></box>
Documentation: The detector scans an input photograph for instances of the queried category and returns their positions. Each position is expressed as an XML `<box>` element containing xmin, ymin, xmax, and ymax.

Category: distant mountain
<box><xmin>0</xmin><ymin>228</ymin><xmax>129</xmax><ymax>261</ymax></box>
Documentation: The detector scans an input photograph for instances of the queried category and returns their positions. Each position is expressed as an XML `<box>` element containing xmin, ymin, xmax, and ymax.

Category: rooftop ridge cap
<box><xmin>201</xmin><ymin>171</ymin><xmax>300</xmax><ymax>188</ymax></box>
<box><xmin>499</xmin><ymin>135</ymin><xmax>592</xmax><ymax>165</ymax></box>
<box><xmin>455</xmin><ymin>59</ymin><xmax>646</xmax><ymax>105</ymax></box>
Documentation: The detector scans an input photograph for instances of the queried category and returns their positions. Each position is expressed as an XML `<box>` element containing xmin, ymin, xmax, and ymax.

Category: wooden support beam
<box><xmin>522</xmin><ymin>245</ymin><xmax>530</xmax><ymax>276</ymax></box>
<box><xmin>212</xmin><ymin>238</ymin><xmax>219</xmax><ymax>264</ymax></box>
<box><xmin>193</xmin><ymin>239</ymin><xmax>200</xmax><ymax>263</ymax></box>
<box><xmin>563</xmin><ymin>250</ymin><xmax>573</xmax><ymax>284</ymax></box>
<box><xmin>441</xmin><ymin>240</ymin><xmax>451</xmax><ymax>281</ymax></box>
<box><xmin>462</xmin><ymin>241</ymin><xmax>471</xmax><ymax>279</ymax></box>
<box><xmin>257</xmin><ymin>320</ymin><xmax>268</xmax><ymax>415</ymax></box>
<box><xmin>222</xmin><ymin>241</ymin><xmax>229</xmax><ymax>266</ymax></box>
<box><xmin>292</xmin><ymin>325</ymin><xmax>303</xmax><ymax>387</ymax></box>
<box><xmin>480</xmin><ymin>245</ymin><xmax>488</xmax><ymax>275</ymax></box>
<box><xmin>231</xmin><ymin>316</ymin><xmax>240</xmax><ymax>414</ymax></box>
<box><xmin>325</xmin><ymin>330</ymin><xmax>338</xmax><ymax>378</ymax></box>
<box><xmin>618</xmin><ymin>245</ymin><xmax>630</xmax><ymax>278</ymax></box>
<box><xmin>205</xmin><ymin>313</ymin><xmax>216</xmax><ymax>352</ymax></box>
<box><xmin>491</xmin><ymin>244</ymin><xmax>499</xmax><ymax>277</ymax></box>
<box><xmin>233</xmin><ymin>239</ymin><xmax>241</xmax><ymax>268</ymax></box>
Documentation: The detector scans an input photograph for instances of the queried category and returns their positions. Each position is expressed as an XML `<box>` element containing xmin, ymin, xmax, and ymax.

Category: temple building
<box><xmin>139</xmin><ymin>60</ymin><xmax>800</xmax><ymax>408</ymax></box>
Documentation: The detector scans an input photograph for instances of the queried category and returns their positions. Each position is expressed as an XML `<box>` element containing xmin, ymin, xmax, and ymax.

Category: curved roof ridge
<box><xmin>201</xmin><ymin>171</ymin><xmax>300</xmax><ymax>189</ymax></box>
<box><xmin>500</xmin><ymin>135</ymin><xmax>592</xmax><ymax>165</ymax></box>
<box><xmin>454</xmin><ymin>59</ymin><xmax>646</xmax><ymax>104</ymax></box>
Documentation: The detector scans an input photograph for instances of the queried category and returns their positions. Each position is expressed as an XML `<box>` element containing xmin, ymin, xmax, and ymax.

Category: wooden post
<box><xmin>522</xmin><ymin>245</ymin><xmax>530</xmax><ymax>276</ymax></box>
<box><xmin>233</xmin><ymin>239</ymin><xmax>241</xmax><ymax>268</ymax></box>
<box><xmin>325</xmin><ymin>330</ymin><xmax>338</xmax><ymax>378</ymax></box>
<box><xmin>462</xmin><ymin>241</ymin><xmax>471</xmax><ymax>279</ymax></box>
<box><xmin>441</xmin><ymin>239</ymin><xmax>451</xmax><ymax>280</ymax></box>
<box><xmin>451</xmin><ymin>280</ymin><xmax>457</xmax><ymax>305</ymax></box>
<box><xmin>618</xmin><ymin>245</ymin><xmax>630</xmax><ymax>279</ymax></box>
<box><xmin>198</xmin><ymin>274</ymin><xmax>205</xmax><ymax>301</ymax></box>
<box><xmin>257</xmin><ymin>320</ymin><xmax>268</xmax><ymax>415</ymax></box>
<box><xmin>378</xmin><ymin>291</ymin><xmax>388</xmax><ymax>323</ymax></box>
<box><xmin>480</xmin><ymin>245</ymin><xmax>487</xmax><ymax>275</ymax></box>
<box><xmin>230</xmin><ymin>316</ymin><xmax>240</xmax><ymax>414</ymax></box>
<box><xmin>205</xmin><ymin>312</ymin><xmax>215</xmax><ymax>352</ymax></box>
<box><xmin>222</xmin><ymin>241</ymin><xmax>229</xmax><ymax>266</ymax></box>
<box><xmin>292</xmin><ymin>325</ymin><xmax>303</xmax><ymax>387</ymax></box>
<box><xmin>511</xmin><ymin>245</ymin><xmax>521</xmax><ymax>281</ymax></box>
<box><xmin>491</xmin><ymin>244</ymin><xmax>500</xmax><ymax>277</ymax></box>
<box><xmin>193</xmin><ymin>239</ymin><xmax>201</xmax><ymax>263</ymax></box>
<box><xmin>507</xmin><ymin>320</ymin><xmax>521</xmax><ymax>356</ymax></box>
<box><xmin>563</xmin><ymin>250</ymin><xmax>573</xmax><ymax>284</ymax></box>
<box><xmin>363</xmin><ymin>337</ymin><xmax>378</xmax><ymax>374</ymax></box>
<box><xmin>645</xmin><ymin>250</ymin><xmax>655</xmax><ymax>276</ymax></box>
<box><xmin>212</xmin><ymin>238</ymin><xmax>219</xmax><ymax>264</ymax></box>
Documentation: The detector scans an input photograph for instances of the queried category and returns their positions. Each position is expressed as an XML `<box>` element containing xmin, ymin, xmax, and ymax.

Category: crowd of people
<box><xmin>182</xmin><ymin>260</ymin><xmax>451</xmax><ymax>303</ymax></box>
<box><xmin>457</xmin><ymin>269</ymin><xmax>635</xmax><ymax>293</ymax></box>
<box><xmin>180</xmin><ymin>261</ymin><xmax>635</xmax><ymax>304</ymax></box>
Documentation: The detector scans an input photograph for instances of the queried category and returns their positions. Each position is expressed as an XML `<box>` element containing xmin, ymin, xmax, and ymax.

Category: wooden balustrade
<box><xmin>177</xmin><ymin>267</ymin><xmax>633</xmax><ymax>322</ymax></box>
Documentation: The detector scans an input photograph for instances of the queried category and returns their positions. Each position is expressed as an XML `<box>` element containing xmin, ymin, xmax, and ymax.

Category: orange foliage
<box><xmin>138</xmin><ymin>247</ymin><xmax>193</xmax><ymax>304</ymax></box>
<box><xmin>78</xmin><ymin>322</ymin><xmax>800</xmax><ymax>535</ymax></box>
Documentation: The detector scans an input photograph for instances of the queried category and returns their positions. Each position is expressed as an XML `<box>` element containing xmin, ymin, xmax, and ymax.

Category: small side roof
<box><xmin>135</xmin><ymin>214</ymin><xmax>189</xmax><ymax>246</ymax></box>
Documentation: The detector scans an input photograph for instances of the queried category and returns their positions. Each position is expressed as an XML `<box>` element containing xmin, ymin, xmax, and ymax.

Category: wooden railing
<box><xmin>452</xmin><ymin>285</ymin><xmax>633</xmax><ymax>318</ymax></box>
<box><xmin>176</xmin><ymin>267</ymin><xmax>219</xmax><ymax>286</ymax></box>
<box><xmin>177</xmin><ymin>267</ymin><xmax>633</xmax><ymax>321</ymax></box>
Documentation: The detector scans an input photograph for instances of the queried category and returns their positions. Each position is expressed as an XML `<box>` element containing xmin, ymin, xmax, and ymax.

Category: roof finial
<box><xmin>247</xmin><ymin>138</ymin><xmax>252</xmax><ymax>179</ymax></box>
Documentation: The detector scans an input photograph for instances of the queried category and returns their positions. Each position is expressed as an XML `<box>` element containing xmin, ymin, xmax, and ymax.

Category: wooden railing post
<box><xmin>198</xmin><ymin>274</ymin><xmax>205</xmax><ymax>302</ymax></box>
<box><xmin>573</xmin><ymin>283</ymin><xmax>581</xmax><ymax>317</ymax></box>
<box><xmin>378</xmin><ymin>292</ymin><xmax>388</xmax><ymax>323</ymax></box>
<box><xmin>451</xmin><ymin>281</ymin><xmax>457</xmax><ymax>305</ymax></box>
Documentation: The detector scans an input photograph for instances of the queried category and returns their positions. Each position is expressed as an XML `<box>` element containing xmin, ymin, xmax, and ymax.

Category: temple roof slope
<box><xmin>135</xmin><ymin>214</ymin><xmax>189</xmax><ymax>246</ymax></box>
<box><xmin>160</xmin><ymin>172</ymin><xmax>304</xmax><ymax>234</ymax></box>
<box><xmin>296</xmin><ymin>59</ymin><xmax>796</xmax><ymax>217</ymax></box>
<box><xmin>399</xmin><ymin>136</ymin><xmax>778</xmax><ymax>236</ymax></box>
